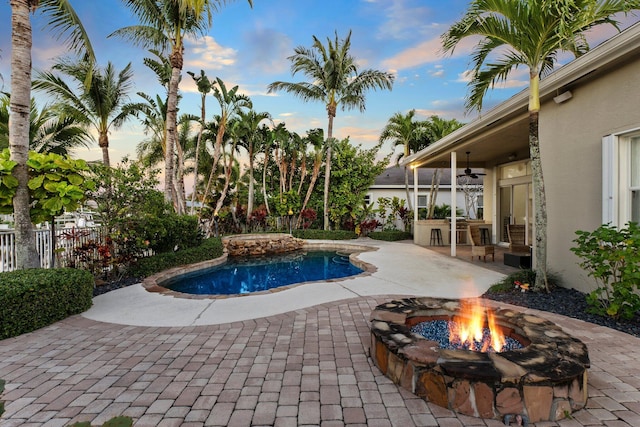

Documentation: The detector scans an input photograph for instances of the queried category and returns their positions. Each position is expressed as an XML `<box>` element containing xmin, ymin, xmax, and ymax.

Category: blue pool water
<box><xmin>163</xmin><ymin>250</ymin><xmax>364</xmax><ymax>295</ymax></box>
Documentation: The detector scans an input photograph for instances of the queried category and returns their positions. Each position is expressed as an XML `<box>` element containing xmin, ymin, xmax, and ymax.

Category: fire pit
<box><xmin>369</xmin><ymin>297</ymin><xmax>589</xmax><ymax>424</ymax></box>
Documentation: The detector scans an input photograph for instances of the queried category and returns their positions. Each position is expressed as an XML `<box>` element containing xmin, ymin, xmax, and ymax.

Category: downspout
<box><xmin>451</xmin><ymin>151</ymin><xmax>457</xmax><ymax>257</ymax></box>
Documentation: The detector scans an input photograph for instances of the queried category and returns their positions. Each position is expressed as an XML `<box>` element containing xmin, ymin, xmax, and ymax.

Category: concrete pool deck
<box><xmin>2</xmin><ymin>239</ymin><xmax>640</xmax><ymax>426</ymax></box>
<box><xmin>83</xmin><ymin>239</ymin><xmax>506</xmax><ymax>327</ymax></box>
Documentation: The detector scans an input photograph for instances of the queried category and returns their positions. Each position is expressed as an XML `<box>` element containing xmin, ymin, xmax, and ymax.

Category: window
<box><xmin>602</xmin><ymin>132</ymin><xmax>640</xmax><ymax>226</ymax></box>
<box><xmin>364</xmin><ymin>194</ymin><xmax>371</xmax><ymax>205</ymax></box>
<box><xmin>417</xmin><ymin>195</ymin><xmax>428</xmax><ymax>209</ymax></box>
<box><xmin>631</xmin><ymin>137</ymin><xmax>640</xmax><ymax>222</ymax></box>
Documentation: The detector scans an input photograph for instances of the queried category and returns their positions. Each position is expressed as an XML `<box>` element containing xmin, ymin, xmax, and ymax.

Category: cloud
<box><xmin>381</xmin><ymin>35</ymin><xmax>478</xmax><ymax>72</ymax></box>
<box><xmin>375</xmin><ymin>0</ymin><xmax>437</xmax><ymax>40</ymax></box>
<box><xmin>184</xmin><ymin>36</ymin><xmax>238</xmax><ymax>71</ymax></box>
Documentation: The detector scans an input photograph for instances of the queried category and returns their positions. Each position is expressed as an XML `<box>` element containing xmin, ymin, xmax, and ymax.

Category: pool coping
<box><xmin>141</xmin><ymin>240</ymin><xmax>378</xmax><ymax>300</ymax></box>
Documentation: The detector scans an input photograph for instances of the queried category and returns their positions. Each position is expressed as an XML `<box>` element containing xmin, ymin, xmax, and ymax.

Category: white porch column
<box><xmin>450</xmin><ymin>152</ymin><xmax>457</xmax><ymax>257</ymax></box>
<box><xmin>413</xmin><ymin>166</ymin><xmax>419</xmax><ymax>223</ymax></box>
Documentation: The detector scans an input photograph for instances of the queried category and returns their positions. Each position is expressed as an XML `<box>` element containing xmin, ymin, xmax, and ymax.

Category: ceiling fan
<box><xmin>457</xmin><ymin>151</ymin><xmax>486</xmax><ymax>179</ymax></box>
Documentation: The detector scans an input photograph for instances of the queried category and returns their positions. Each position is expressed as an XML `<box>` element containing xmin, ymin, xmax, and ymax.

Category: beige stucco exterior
<box><xmin>402</xmin><ymin>22</ymin><xmax>640</xmax><ymax>293</ymax></box>
<box><xmin>540</xmin><ymin>56</ymin><xmax>640</xmax><ymax>292</ymax></box>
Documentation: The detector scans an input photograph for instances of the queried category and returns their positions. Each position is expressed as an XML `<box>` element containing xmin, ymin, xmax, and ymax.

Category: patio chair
<box><xmin>468</xmin><ymin>225</ymin><xmax>494</xmax><ymax>262</ymax></box>
<box><xmin>507</xmin><ymin>224</ymin><xmax>530</xmax><ymax>253</ymax></box>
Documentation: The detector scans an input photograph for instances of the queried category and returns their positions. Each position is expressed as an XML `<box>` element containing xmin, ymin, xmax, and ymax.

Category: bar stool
<box><xmin>480</xmin><ymin>228</ymin><xmax>491</xmax><ymax>245</ymax></box>
<box><xmin>430</xmin><ymin>228</ymin><xmax>443</xmax><ymax>246</ymax></box>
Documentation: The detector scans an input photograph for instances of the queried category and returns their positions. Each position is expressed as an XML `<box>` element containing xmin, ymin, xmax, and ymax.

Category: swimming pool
<box><xmin>162</xmin><ymin>250</ymin><xmax>364</xmax><ymax>295</ymax></box>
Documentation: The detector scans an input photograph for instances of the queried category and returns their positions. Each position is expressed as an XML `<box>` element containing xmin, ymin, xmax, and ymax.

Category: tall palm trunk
<box><xmin>10</xmin><ymin>0</ymin><xmax>40</xmax><ymax>269</ymax></box>
<box><xmin>247</xmin><ymin>154</ymin><xmax>255</xmax><ymax>215</ymax></box>
<box><xmin>165</xmin><ymin>50</ymin><xmax>182</xmax><ymax>207</ymax></box>
<box><xmin>190</xmin><ymin>97</ymin><xmax>206</xmax><ymax>214</ymax></box>
<box><xmin>99</xmin><ymin>131</ymin><xmax>110</xmax><ymax>167</ymax></box>
<box><xmin>323</xmin><ymin>107</ymin><xmax>336</xmax><ymax>230</ymax></box>
<box><xmin>404</xmin><ymin>166</ymin><xmax>412</xmax><ymax>211</ymax></box>
<box><xmin>530</xmin><ymin>110</ymin><xmax>548</xmax><ymax>292</ymax></box>
<box><xmin>175</xmin><ymin>141</ymin><xmax>186</xmax><ymax>214</ymax></box>
<box><xmin>261</xmin><ymin>151</ymin><xmax>271</xmax><ymax>215</ymax></box>
<box><xmin>200</xmin><ymin>121</ymin><xmax>227</xmax><ymax>221</ymax></box>
<box><xmin>427</xmin><ymin>168</ymin><xmax>441</xmax><ymax>219</ymax></box>
<box><xmin>297</xmin><ymin>155</ymin><xmax>321</xmax><ymax>228</ymax></box>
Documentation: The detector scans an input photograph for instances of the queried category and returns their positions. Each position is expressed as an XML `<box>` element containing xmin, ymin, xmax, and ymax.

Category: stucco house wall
<box><xmin>540</xmin><ymin>56</ymin><xmax>640</xmax><ymax>292</ymax></box>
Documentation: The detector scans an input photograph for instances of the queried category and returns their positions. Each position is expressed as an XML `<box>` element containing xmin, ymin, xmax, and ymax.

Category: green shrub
<box><xmin>293</xmin><ymin>229</ymin><xmax>358</xmax><ymax>240</ymax></box>
<box><xmin>128</xmin><ymin>237</ymin><xmax>224</xmax><ymax>278</ymax></box>
<box><xmin>0</xmin><ymin>268</ymin><xmax>94</xmax><ymax>340</ymax></box>
<box><xmin>571</xmin><ymin>222</ymin><xmax>640</xmax><ymax>320</ymax></box>
<box><xmin>117</xmin><ymin>214</ymin><xmax>202</xmax><ymax>254</ymax></box>
<box><xmin>368</xmin><ymin>230</ymin><xmax>413</xmax><ymax>241</ymax></box>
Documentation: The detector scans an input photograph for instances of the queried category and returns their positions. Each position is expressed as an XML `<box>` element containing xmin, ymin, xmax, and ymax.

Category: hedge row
<box><xmin>0</xmin><ymin>268</ymin><xmax>94</xmax><ymax>340</ymax></box>
<box><xmin>127</xmin><ymin>237</ymin><xmax>224</xmax><ymax>278</ymax></box>
<box><xmin>368</xmin><ymin>231</ymin><xmax>413</xmax><ymax>241</ymax></box>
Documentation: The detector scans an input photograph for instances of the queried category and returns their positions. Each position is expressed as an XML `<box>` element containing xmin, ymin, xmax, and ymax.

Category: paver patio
<box><xmin>1</xmin><ymin>241</ymin><xmax>639</xmax><ymax>426</ymax></box>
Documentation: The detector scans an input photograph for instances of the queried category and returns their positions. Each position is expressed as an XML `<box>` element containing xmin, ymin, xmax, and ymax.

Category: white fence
<box><xmin>0</xmin><ymin>227</ymin><xmax>106</xmax><ymax>273</ymax></box>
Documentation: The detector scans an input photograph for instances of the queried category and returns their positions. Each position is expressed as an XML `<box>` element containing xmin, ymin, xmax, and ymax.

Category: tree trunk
<box><xmin>199</xmin><ymin>120</ymin><xmax>227</xmax><ymax>221</ymax></box>
<box><xmin>297</xmin><ymin>157</ymin><xmax>321</xmax><ymax>228</ymax></box>
<box><xmin>427</xmin><ymin>168</ymin><xmax>441</xmax><ymax>218</ymax></box>
<box><xmin>175</xmin><ymin>141</ymin><xmax>186</xmax><ymax>214</ymax></box>
<box><xmin>190</xmin><ymin>95</ymin><xmax>206</xmax><ymax>215</ymax></box>
<box><xmin>262</xmin><ymin>151</ymin><xmax>271</xmax><ymax>215</ymax></box>
<box><xmin>247</xmin><ymin>155</ymin><xmax>255</xmax><ymax>216</ymax></box>
<box><xmin>323</xmin><ymin>112</ymin><xmax>335</xmax><ymax>230</ymax></box>
<box><xmin>404</xmin><ymin>166</ymin><xmax>413</xmax><ymax>211</ymax></box>
<box><xmin>530</xmin><ymin>110</ymin><xmax>549</xmax><ymax>292</ymax></box>
<box><xmin>99</xmin><ymin>131</ymin><xmax>110</xmax><ymax>167</ymax></box>
<box><xmin>165</xmin><ymin>50</ymin><xmax>182</xmax><ymax>209</ymax></box>
<box><xmin>9</xmin><ymin>0</ymin><xmax>40</xmax><ymax>269</ymax></box>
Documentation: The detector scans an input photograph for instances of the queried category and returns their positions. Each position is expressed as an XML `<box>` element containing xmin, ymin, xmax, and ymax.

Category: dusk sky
<box><xmin>1</xmin><ymin>1</ymin><xmax>638</xmax><ymax>166</ymax></box>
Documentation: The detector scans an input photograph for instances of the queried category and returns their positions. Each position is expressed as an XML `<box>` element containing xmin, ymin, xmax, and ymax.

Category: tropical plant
<box><xmin>328</xmin><ymin>138</ymin><xmax>389</xmax><ymax>230</ymax></box>
<box><xmin>201</xmin><ymin>78</ymin><xmax>252</xmax><ymax>220</ymax></box>
<box><xmin>236</xmin><ymin>109</ymin><xmax>272</xmax><ymax>219</ymax></box>
<box><xmin>33</xmin><ymin>60</ymin><xmax>137</xmax><ymax>167</ymax></box>
<box><xmin>9</xmin><ymin>0</ymin><xmax>95</xmax><ymax>269</ymax></box>
<box><xmin>0</xmin><ymin>93</ymin><xmax>92</xmax><ymax>155</ymax></box>
<box><xmin>441</xmin><ymin>0</ymin><xmax>639</xmax><ymax>291</ymax></box>
<box><xmin>297</xmin><ymin>127</ymin><xmax>325</xmax><ymax>227</ymax></box>
<box><xmin>268</xmin><ymin>30</ymin><xmax>395</xmax><ymax>230</ymax></box>
<box><xmin>421</xmin><ymin>116</ymin><xmax>464</xmax><ymax>218</ymax></box>
<box><xmin>571</xmin><ymin>222</ymin><xmax>640</xmax><ymax>320</ymax></box>
<box><xmin>112</xmin><ymin>0</ymin><xmax>253</xmax><ymax>208</ymax></box>
<box><xmin>187</xmin><ymin>69</ymin><xmax>214</xmax><ymax>214</ymax></box>
<box><xmin>0</xmin><ymin>149</ymin><xmax>95</xmax><ymax>267</ymax></box>
<box><xmin>379</xmin><ymin>110</ymin><xmax>427</xmax><ymax>211</ymax></box>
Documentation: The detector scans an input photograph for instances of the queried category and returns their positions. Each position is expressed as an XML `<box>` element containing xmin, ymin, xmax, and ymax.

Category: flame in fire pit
<box><xmin>449</xmin><ymin>299</ymin><xmax>506</xmax><ymax>352</ymax></box>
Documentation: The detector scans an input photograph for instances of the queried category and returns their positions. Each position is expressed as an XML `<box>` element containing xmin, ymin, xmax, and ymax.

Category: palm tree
<box><xmin>297</xmin><ymin>127</ymin><xmax>324</xmax><ymax>227</ymax></box>
<box><xmin>442</xmin><ymin>0</ymin><xmax>638</xmax><ymax>291</ymax></box>
<box><xmin>379</xmin><ymin>110</ymin><xmax>426</xmax><ymax>211</ymax></box>
<box><xmin>1</xmin><ymin>94</ymin><xmax>91</xmax><ymax>154</ymax></box>
<box><xmin>9</xmin><ymin>0</ymin><xmax>94</xmax><ymax>269</ymax></box>
<box><xmin>33</xmin><ymin>60</ymin><xmax>137</xmax><ymax>167</ymax></box>
<box><xmin>268</xmin><ymin>30</ymin><xmax>395</xmax><ymax>230</ymax></box>
<box><xmin>187</xmin><ymin>69</ymin><xmax>213</xmax><ymax>214</ymax></box>
<box><xmin>420</xmin><ymin>116</ymin><xmax>464</xmax><ymax>219</ymax></box>
<box><xmin>201</xmin><ymin>78</ymin><xmax>252</xmax><ymax>218</ymax></box>
<box><xmin>236</xmin><ymin>109</ymin><xmax>272</xmax><ymax>218</ymax></box>
<box><xmin>112</xmin><ymin>0</ymin><xmax>253</xmax><ymax>209</ymax></box>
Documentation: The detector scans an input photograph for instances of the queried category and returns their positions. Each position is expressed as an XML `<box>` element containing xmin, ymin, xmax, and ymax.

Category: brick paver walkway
<box><xmin>1</xmin><ymin>295</ymin><xmax>639</xmax><ymax>426</ymax></box>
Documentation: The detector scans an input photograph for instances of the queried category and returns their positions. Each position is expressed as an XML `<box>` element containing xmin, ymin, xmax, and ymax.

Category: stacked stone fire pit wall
<box><xmin>222</xmin><ymin>233</ymin><xmax>305</xmax><ymax>256</ymax></box>
<box><xmin>370</xmin><ymin>297</ymin><xmax>590</xmax><ymax>423</ymax></box>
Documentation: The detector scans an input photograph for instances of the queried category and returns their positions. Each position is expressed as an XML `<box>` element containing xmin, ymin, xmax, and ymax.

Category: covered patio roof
<box><xmin>400</xmin><ymin>21</ymin><xmax>640</xmax><ymax>169</ymax></box>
